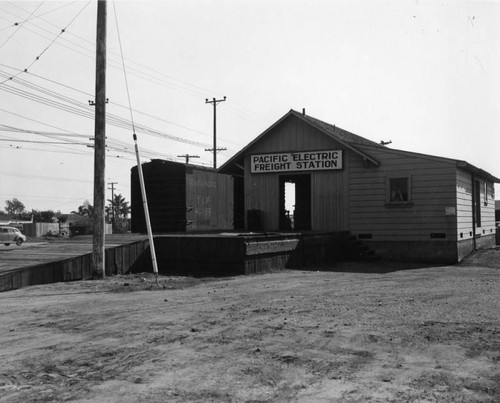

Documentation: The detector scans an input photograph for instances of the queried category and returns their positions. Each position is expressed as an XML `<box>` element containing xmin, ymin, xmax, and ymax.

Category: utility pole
<box><xmin>205</xmin><ymin>96</ymin><xmax>227</xmax><ymax>169</ymax></box>
<box><xmin>177</xmin><ymin>154</ymin><xmax>200</xmax><ymax>164</ymax></box>
<box><xmin>92</xmin><ymin>0</ymin><xmax>107</xmax><ymax>279</ymax></box>
<box><xmin>108</xmin><ymin>181</ymin><xmax>118</xmax><ymax>229</ymax></box>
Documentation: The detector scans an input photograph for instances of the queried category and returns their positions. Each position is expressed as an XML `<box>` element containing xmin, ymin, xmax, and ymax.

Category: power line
<box><xmin>0</xmin><ymin>124</ymin><xmax>88</xmax><ymax>138</ymax></box>
<box><xmin>0</xmin><ymin>1</ymin><xmax>77</xmax><ymax>27</ymax></box>
<box><xmin>0</xmin><ymin>192</ymin><xmax>88</xmax><ymax>202</ymax></box>
<box><xmin>0</xmin><ymin>1</ymin><xmax>91</xmax><ymax>85</ymax></box>
<box><xmin>112</xmin><ymin>0</ymin><xmax>159</xmax><ymax>280</ymax></box>
<box><xmin>0</xmin><ymin>2</ymin><xmax>43</xmax><ymax>49</ymax></box>
<box><xmin>0</xmin><ymin>2</ymin><xmax>264</xmax><ymax>159</ymax></box>
<box><xmin>0</xmin><ymin>138</ymin><xmax>87</xmax><ymax>145</ymax></box>
<box><xmin>0</xmin><ymin>72</ymin><xmax>212</xmax><ymax>148</ymax></box>
<box><xmin>0</xmin><ymin>124</ymin><xmax>180</xmax><ymax>162</ymax></box>
<box><xmin>0</xmin><ymin>64</ymin><xmax>216</xmax><ymax>141</ymax></box>
<box><xmin>2</xmin><ymin>4</ymin><xmax>267</xmax><ymax>132</ymax></box>
<box><xmin>0</xmin><ymin>170</ymin><xmax>93</xmax><ymax>183</ymax></box>
<box><xmin>2</xmin><ymin>1</ymin><xmax>268</xmax><ymax>134</ymax></box>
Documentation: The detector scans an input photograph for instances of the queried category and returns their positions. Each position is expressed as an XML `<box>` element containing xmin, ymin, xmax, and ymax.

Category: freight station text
<box><xmin>251</xmin><ymin>150</ymin><xmax>342</xmax><ymax>173</ymax></box>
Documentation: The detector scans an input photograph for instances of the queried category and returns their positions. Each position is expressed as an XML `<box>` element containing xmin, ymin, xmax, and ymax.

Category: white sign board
<box><xmin>251</xmin><ymin>150</ymin><xmax>343</xmax><ymax>174</ymax></box>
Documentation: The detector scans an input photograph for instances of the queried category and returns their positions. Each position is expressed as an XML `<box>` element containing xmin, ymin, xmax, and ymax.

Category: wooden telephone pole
<box><xmin>205</xmin><ymin>96</ymin><xmax>227</xmax><ymax>169</ymax></box>
<box><xmin>92</xmin><ymin>0</ymin><xmax>107</xmax><ymax>278</ymax></box>
<box><xmin>108</xmin><ymin>181</ymin><xmax>118</xmax><ymax>229</ymax></box>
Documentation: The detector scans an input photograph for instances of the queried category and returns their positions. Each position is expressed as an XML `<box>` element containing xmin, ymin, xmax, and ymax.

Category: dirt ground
<box><xmin>0</xmin><ymin>249</ymin><xmax>499</xmax><ymax>402</ymax></box>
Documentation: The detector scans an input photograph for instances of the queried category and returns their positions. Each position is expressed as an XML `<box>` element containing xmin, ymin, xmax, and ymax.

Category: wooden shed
<box><xmin>131</xmin><ymin>160</ymin><xmax>234</xmax><ymax>233</ymax></box>
<box><xmin>219</xmin><ymin>109</ymin><xmax>499</xmax><ymax>263</ymax></box>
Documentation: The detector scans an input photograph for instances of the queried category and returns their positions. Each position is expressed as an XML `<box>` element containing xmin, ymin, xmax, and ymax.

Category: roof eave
<box><xmin>218</xmin><ymin>110</ymin><xmax>297</xmax><ymax>173</ymax></box>
<box><xmin>456</xmin><ymin>161</ymin><xmax>500</xmax><ymax>183</ymax></box>
<box><xmin>219</xmin><ymin>109</ymin><xmax>380</xmax><ymax>172</ymax></box>
<box><xmin>291</xmin><ymin>111</ymin><xmax>379</xmax><ymax>166</ymax></box>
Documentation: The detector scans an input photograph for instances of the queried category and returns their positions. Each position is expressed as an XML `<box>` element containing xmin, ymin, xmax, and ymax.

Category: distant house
<box><xmin>0</xmin><ymin>215</ymin><xmax>33</xmax><ymax>226</ymax></box>
<box><xmin>61</xmin><ymin>213</ymin><xmax>94</xmax><ymax>236</ymax></box>
<box><xmin>219</xmin><ymin>109</ymin><xmax>499</xmax><ymax>263</ymax></box>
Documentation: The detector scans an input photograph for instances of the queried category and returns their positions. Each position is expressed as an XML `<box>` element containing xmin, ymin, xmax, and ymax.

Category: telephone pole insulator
<box><xmin>205</xmin><ymin>96</ymin><xmax>226</xmax><ymax>169</ymax></box>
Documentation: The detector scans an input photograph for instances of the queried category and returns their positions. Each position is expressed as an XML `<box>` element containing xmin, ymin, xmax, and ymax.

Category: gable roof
<box><xmin>219</xmin><ymin>109</ymin><xmax>500</xmax><ymax>183</ymax></box>
<box><xmin>298</xmin><ymin>111</ymin><xmax>382</xmax><ymax>148</ymax></box>
<box><xmin>219</xmin><ymin>109</ymin><xmax>381</xmax><ymax>175</ymax></box>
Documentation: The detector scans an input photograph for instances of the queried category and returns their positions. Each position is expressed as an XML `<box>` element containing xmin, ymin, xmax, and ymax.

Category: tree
<box><xmin>5</xmin><ymin>198</ymin><xmax>25</xmax><ymax>215</ymax></box>
<box><xmin>72</xmin><ymin>200</ymin><xmax>94</xmax><ymax>218</ymax></box>
<box><xmin>31</xmin><ymin>210</ymin><xmax>57</xmax><ymax>223</ymax></box>
<box><xmin>108</xmin><ymin>194</ymin><xmax>131</xmax><ymax>219</ymax></box>
<box><xmin>107</xmin><ymin>194</ymin><xmax>131</xmax><ymax>233</ymax></box>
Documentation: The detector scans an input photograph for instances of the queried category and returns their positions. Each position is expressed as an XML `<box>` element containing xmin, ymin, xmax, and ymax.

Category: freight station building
<box><xmin>219</xmin><ymin>109</ymin><xmax>499</xmax><ymax>263</ymax></box>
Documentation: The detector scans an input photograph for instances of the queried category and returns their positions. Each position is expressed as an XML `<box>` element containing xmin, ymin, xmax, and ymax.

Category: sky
<box><xmin>0</xmin><ymin>0</ymin><xmax>499</xmax><ymax>213</ymax></box>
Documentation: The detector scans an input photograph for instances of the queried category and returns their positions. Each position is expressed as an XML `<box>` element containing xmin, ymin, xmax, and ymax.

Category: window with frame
<box><xmin>387</xmin><ymin>176</ymin><xmax>412</xmax><ymax>205</ymax></box>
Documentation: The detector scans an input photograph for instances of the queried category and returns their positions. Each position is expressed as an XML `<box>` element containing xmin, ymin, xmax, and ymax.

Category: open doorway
<box><xmin>279</xmin><ymin>174</ymin><xmax>311</xmax><ymax>231</ymax></box>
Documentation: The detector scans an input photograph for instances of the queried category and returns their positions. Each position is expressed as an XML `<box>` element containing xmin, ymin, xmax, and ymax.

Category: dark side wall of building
<box><xmin>131</xmin><ymin>160</ymin><xmax>234</xmax><ymax>233</ymax></box>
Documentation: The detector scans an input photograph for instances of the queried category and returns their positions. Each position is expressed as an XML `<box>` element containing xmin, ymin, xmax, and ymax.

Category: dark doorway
<box><xmin>279</xmin><ymin>174</ymin><xmax>311</xmax><ymax>231</ymax></box>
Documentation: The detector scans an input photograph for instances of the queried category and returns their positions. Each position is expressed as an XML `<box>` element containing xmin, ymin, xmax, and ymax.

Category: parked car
<box><xmin>0</xmin><ymin>226</ymin><xmax>27</xmax><ymax>246</ymax></box>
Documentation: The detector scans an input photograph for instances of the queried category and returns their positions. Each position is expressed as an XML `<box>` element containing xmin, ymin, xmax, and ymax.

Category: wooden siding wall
<box><xmin>185</xmin><ymin>168</ymin><xmax>234</xmax><ymax>231</ymax></box>
<box><xmin>456</xmin><ymin>168</ymin><xmax>496</xmax><ymax>240</ymax></box>
<box><xmin>350</xmin><ymin>145</ymin><xmax>458</xmax><ymax>242</ymax></box>
<box><xmin>243</xmin><ymin>116</ymin><xmax>349</xmax><ymax>231</ymax></box>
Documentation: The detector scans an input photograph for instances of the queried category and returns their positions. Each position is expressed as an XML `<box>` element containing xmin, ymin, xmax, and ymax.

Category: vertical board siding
<box><xmin>349</xmin><ymin>146</ymin><xmax>458</xmax><ymax>242</ymax></box>
<box><xmin>217</xmin><ymin>174</ymin><xmax>234</xmax><ymax>230</ymax></box>
<box><xmin>456</xmin><ymin>168</ymin><xmax>496</xmax><ymax>239</ymax></box>
<box><xmin>186</xmin><ymin>169</ymin><xmax>216</xmax><ymax>231</ymax></box>
<box><xmin>457</xmin><ymin>168</ymin><xmax>473</xmax><ymax>240</ymax></box>
<box><xmin>185</xmin><ymin>169</ymin><xmax>234</xmax><ymax>231</ymax></box>
<box><xmin>243</xmin><ymin>115</ymin><xmax>349</xmax><ymax>231</ymax></box>
<box><xmin>132</xmin><ymin>160</ymin><xmax>234</xmax><ymax>233</ymax></box>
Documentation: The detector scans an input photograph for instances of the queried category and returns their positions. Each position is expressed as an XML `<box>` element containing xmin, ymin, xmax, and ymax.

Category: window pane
<box><xmin>390</xmin><ymin>178</ymin><xmax>408</xmax><ymax>201</ymax></box>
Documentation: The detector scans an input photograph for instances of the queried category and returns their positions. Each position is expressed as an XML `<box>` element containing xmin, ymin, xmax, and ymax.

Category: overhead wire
<box><xmin>0</xmin><ymin>111</ymin><xmax>177</xmax><ymax>162</ymax></box>
<box><xmin>0</xmin><ymin>63</ymin><xmax>216</xmax><ymax>142</ymax></box>
<box><xmin>0</xmin><ymin>124</ymin><xmax>89</xmax><ymax>138</ymax></box>
<box><xmin>0</xmin><ymin>170</ymin><xmax>93</xmax><ymax>183</ymax></box>
<box><xmin>2</xmin><ymin>2</ymin><xmax>267</xmax><ymax>137</ymax></box>
<box><xmin>0</xmin><ymin>192</ymin><xmax>88</xmax><ymax>202</ymax></box>
<box><xmin>0</xmin><ymin>1</ymin><xmax>44</xmax><ymax>49</ymax></box>
<box><xmin>0</xmin><ymin>3</ymin><xmax>254</xmax><ymax>163</ymax></box>
<box><xmin>112</xmin><ymin>0</ymin><xmax>159</xmax><ymax>282</ymax></box>
<box><xmin>2</xmin><ymin>1</ymin><xmax>77</xmax><ymax>25</ymax></box>
<box><xmin>1</xmin><ymin>3</ymin><xmax>210</xmax><ymax>98</ymax></box>
<box><xmin>0</xmin><ymin>138</ymin><xmax>88</xmax><ymax>145</ymax></box>
<box><xmin>0</xmin><ymin>70</ymin><xmax>212</xmax><ymax>148</ymax></box>
<box><xmin>0</xmin><ymin>1</ymin><xmax>91</xmax><ymax>85</ymax></box>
